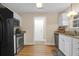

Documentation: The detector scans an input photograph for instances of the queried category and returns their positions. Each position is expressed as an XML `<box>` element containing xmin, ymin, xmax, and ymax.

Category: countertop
<box><xmin>55</xmin><ymin>31</ymin><xmax>79</xmax><ymax>39</ymax></box>
<box><xmin>16</xmin><ymin>31</ymin><xmax>26</xmax><ymax>36</ymax></box>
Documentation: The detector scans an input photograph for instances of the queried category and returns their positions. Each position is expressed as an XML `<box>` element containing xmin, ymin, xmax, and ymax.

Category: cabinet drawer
<box><xmin>73</xmin><ymin>39</ymin><xmax>79</xmax><ymax>42</ymax></box>
<box><xmin>73</xmin><ymin>41</ymin><xmax>79</xmax><ymax>45</ymax></box>
<box><xmin>73</xmin><ymin>52</ymin><xmax>79</xmax><ymax>56</ymax></box>
<box><xmin>73</xmin><ymin>39</ymin><xmax>79</xmax><ymax>56</ymax></box>
<box><xmin>73</xmin><ymin>39</ymin><xmax>79</xmax><ymax>44</ymax></box>
<box><xmin>73</xmin><ymin>44</ymin><xmax>79</xmax><ymax>48</ymax></box>
<box><xmin>73</xmin><ymin>48</ymin><xmax>79</xmax><ymax>56</ymax></box>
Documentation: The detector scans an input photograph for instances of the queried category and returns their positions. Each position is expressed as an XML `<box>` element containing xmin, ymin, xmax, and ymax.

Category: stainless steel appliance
<box><xmin>54</xmin><ymin>32</ymin><xmax>59</xmax><ymax>48</ymax></box>
<box><xmin>15</xmin><ymin>27</ymin><xmax>24</xmax><ymax>53</ymax></box>
<box><xmin>13</xmin><ymin>17</ymin><xmax>20</xmax><ymax>55</ymax></box>
<box><xmin>16</xmin><ymin>34</ymin><xmax>24</xmax><ymax>53</ymax></box>
<box><xmin>0</xmin><ymin>4</ymin><xmax>20</xmax><ymax>56</ymax></box>
<box><xmin>14</xmin><ymin>27</ymin><xmax>20</xmax><ymax>54</ymax></box>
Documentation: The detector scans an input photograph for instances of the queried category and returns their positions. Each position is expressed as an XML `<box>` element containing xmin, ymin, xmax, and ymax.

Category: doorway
<box><xmin>34</xmin><ymin>16</ymin><xmax>46</xmax><ymax>43</ymax></box>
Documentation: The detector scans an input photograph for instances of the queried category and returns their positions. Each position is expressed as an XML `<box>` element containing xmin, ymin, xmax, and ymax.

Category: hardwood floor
<box><xmin>17</xmin><ymin>45</ymin><xmax>57</xmax><ymax>56</ymax></box>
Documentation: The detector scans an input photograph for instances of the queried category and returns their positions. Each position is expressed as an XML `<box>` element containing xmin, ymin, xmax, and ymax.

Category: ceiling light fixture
<box><xmin>67</xmin><ymin>11</ymin><xmax>78</xmax><ymax>17</ymax></box>
<box><xmin>67</xmin><ymin>4</ymin><xmax>78</xmax><ymax>17</ymax></box>
<box><xmin>36</xmin><ymin>3</ymin><xmax>43</xmax><ymax>8</ymax></box>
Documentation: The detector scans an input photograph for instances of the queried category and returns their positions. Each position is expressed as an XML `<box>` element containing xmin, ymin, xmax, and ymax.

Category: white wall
<box><xmin>19</xmin><ymin>13</ymin><xmax>58</xmax><ymax>45</ymax></box>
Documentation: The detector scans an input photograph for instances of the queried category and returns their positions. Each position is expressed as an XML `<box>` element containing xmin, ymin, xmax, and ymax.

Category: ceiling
<box><xmin>2</xmin><ymin>3</ymin><xmax>70</xmax><ymax>13</ymax></box>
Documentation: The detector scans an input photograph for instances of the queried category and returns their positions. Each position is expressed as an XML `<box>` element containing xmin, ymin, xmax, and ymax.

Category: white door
<box><xmin>34</xmin><ymin>17</ymin><xmax>46</xmax><ymax>42</ymax></box>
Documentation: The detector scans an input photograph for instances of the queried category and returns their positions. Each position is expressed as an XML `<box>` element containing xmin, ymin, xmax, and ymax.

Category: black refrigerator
<box><xmin>0</xmin><ymin>7</ymin><xmax>14</xmax><ymax>56</ymax></box>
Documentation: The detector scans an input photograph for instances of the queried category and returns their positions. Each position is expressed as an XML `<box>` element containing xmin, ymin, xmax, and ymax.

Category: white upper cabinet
<box><xmin>58</xmin><ymin>13</ymin><xmax>69</xmax><ymax>26</ymax></box>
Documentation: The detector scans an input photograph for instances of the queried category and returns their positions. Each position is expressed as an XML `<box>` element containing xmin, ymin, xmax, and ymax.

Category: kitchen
<box><xmin>0</xmin><ymin>3</ymin><xmax>79</xmax><ymax>56</ymax></box>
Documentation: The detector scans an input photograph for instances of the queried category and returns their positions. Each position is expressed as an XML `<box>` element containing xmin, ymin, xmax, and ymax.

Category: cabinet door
<box><xmin>59</xmin><ymin>34</ymin><xmax>72</xmax><ymax>56</ymax></box>
<box><xmin>59</xmin><ymin>35</ymin><xmax>65</xmax><ymax>54</ymax></box>
<box><xmin>64</xmin><ymin>36</ymin><xmax>72</xmax><ymax>56</ymax></box>
<box><xmin>59</xmin><ymin>35</ymin><xmax>63</xmax><ymax>51</ymax></box>
<box><xmin>58</xmin><ymin>13</ymin><xmax>69</xmax><ymax>26</ymax></box>
<box><xmin>73</xmin><ymin>38</ymin><xmax>79</xmax><ymax>56</ymax></box>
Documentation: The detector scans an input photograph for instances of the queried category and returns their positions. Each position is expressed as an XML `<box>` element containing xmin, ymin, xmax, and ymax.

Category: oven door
<box><xmin>16</xmin><ymin>36</ymin><xmax>23</xmax><ymax>53</ymax></box>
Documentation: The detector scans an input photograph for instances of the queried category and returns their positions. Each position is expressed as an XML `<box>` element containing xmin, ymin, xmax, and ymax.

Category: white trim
<box><xmin>24</xmin><ymin>42</ymin><xmax>55</xmax><ymax>45</ymax></box>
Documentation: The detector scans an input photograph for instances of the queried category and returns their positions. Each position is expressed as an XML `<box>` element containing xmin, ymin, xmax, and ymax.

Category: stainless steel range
<box><xmin>13</xmin><ymin>19</ymin><xmax>20</xmax><ymax>55</ymax></box>
<box><xmin>16</xmin><ymin>34</ymin><xmax>24</xmax><ymax>53</ymax></box>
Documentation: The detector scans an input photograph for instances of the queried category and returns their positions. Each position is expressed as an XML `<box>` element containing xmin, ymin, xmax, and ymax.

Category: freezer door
<box><xmin>6</xmin><ymin>18</ymin><xmax>14</xmax><ymax>56</ymax></box>
<box><xmin>0</xmin><ymin>15</ymin><xmax>4</xmax><ymax>55</ymax></box>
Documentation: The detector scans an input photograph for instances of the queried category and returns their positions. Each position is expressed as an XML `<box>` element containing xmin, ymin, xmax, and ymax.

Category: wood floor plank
<box><xmin>17</xmin><ymin>45</ymin><xmax>57</xmax><ymax>56</ymax></box>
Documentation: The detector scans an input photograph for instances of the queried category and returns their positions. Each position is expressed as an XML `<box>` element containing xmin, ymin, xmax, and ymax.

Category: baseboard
<box><xmin>24</xmin><ymin>43</ymin><xmax>35</xmax><ymax>45</ymax></box>
<box><xmin>45</xmin><ymin>43</ymin><xmax>55</xmax><ymax>45</ymax></box>
<box><xmin>24</xmin><ymin>43</ymin><xmax>55</xmax><ymax>45</ymax></box>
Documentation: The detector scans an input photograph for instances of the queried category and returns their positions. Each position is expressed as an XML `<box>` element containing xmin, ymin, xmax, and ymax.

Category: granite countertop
<box><xmin>55</xmin><ymin>31</ymin><xmax>79</xmax><ymax>39</ymax></box>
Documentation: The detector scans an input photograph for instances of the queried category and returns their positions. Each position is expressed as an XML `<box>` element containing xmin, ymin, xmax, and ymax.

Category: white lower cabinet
<box><xmin>59</xmin><ymin>34</ymin><xmax>79</xmax><ymax>56</ymax></box>
<box><xmin>59</xmin><ymin>35</ymin><xmax>65</xmax><ymax>54</ymax></box>
<box><xmin>59</xmin><ymin>34</ymin><xmax>73</xmax><ymax>56</ymax></box>
<box><xmin>64</xmin><ymin>36</ymin><xmax>72</xmax><ymax>56</ymax></box>
<box><xmin>73</xmin><ymin>38</ymin><xmax>79</xmax><ymax>56</ymax></box>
